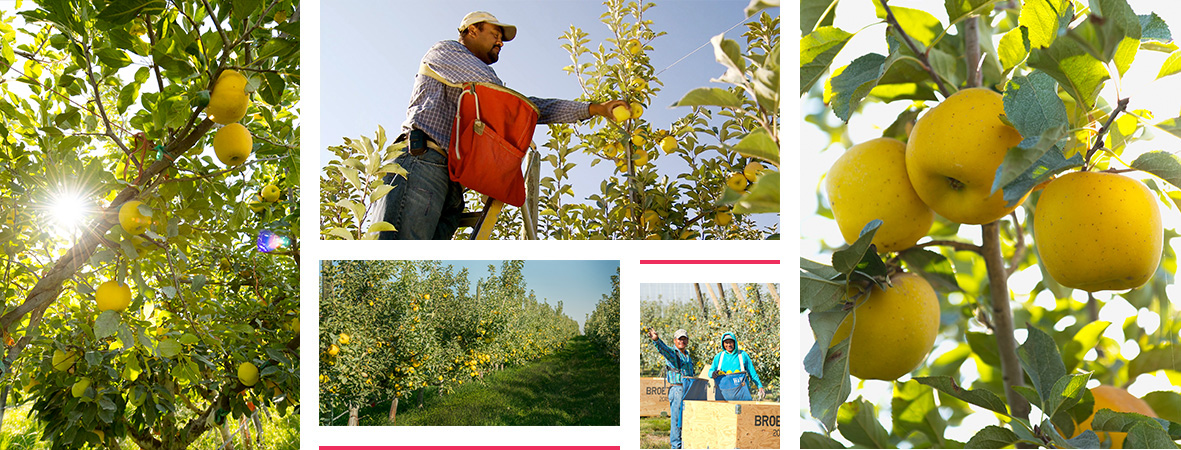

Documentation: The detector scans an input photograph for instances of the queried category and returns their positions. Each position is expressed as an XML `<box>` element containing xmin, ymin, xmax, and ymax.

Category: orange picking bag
<box><xmin>421</xmin><ymin>64</ymin><xmax>539</xmax><ymax>207</ymax></box>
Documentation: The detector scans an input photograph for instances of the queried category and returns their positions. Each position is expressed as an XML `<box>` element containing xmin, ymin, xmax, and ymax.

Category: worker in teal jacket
<box><xmin>648</xmin><ymin>327</ymin><xmax>694</xmax><ymax>449</ymax></box>
<box><xmin>708</xmin><ymin>331</ymin><xmax>765</xmax><ymax>401</ymax></box>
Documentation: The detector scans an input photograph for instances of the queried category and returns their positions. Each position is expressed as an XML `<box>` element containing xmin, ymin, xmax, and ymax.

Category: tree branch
<box><xmin>882</xmin><ymin>0</ymin><xmax>953</xmax><ymax>97</ymax></box>
<box><xmin>912</xmin><ymin>239</ymin><xmax>984</xmax><ymax>255</ymax></box>
<box><xmin>1005</xmin><ymin>211</ymin><xmax>1027</xmax><ymax>277</ymax></box>
<box><xmin>965</xmin><ymin>16</ymin><xmax>983</xmax><ymax>88</ymax></box>
<box><xmin>79</xmin><ymin>39</ymin><xmax>132</xmax><ymax>156</ymax></box>
<box><xmin>982</xmin><ymin>221</ymin><xmax>1031</xmax><ymax>422</ymax></box>
<box><xmin>1085</xmin><ymin>97</ymin><xmax>1130</xmax><ymax>167</ymax></box>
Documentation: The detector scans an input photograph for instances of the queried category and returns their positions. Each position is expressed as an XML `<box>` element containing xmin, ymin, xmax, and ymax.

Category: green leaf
<box><xmin>832</xmin><ymin>219</ymin><xmax>881</xmax><ymax>274</ymax></box>
<box><xmin>804</xmin><ymin>308</ymin><xmax>851</xmax><ymax>378</ymax></box>
<box><xmin>732</xmin><ymin>129</ymin><xmax>779</xmax><ymax>166</ymax></box>
<box><xmin>1141</xmin><ymin>13</ymin><xmax>1173</xmax><ymax>41</ymax></box>
<box><xmin>1043</xmin><ymin>373</ymin><xmax>1091</xmax><ymax>419</ymax></box>
<box><xmin>1131</xmin><ymin>151</ymin><xmax>1181</xmax><ymax>191</ymax></box>
<box><xmin>801</xmin><ymin>271</ymin><xmax>844</xmax><ymax>312</ymax></box>
<box><xmin>1159</xmin><ymin>51</ymin><xmax>1181</xmax><ymax>79</ymax></box>
<box><xmin>809</xmin><ymin>339</ymin><xmax>853</xmax><ymax>430</ymax></box>
<box><xmin>956</xmin><ymin>304</ymin><xmax>996</xmax><ymax>345</ymax></box>
<box><xmin>801</xmin><ymin>27</ymin><xmax>854</xmax><ymax>95</ymax></box>
<box><xmin>1020</xmin><ymin>0</ymin><xmax>1072</xmax><ymax>48</ymax></box>
<box><xmin>945</xmin><ymin>0</ymin><xmax>995</xmax><ymax>25</ymax></box>
<box><xmin>1062</xmin><ymin>321</ymin><xmax>1110</xmax><ymax>373</ymax></box>
<box><xmin>744</xmin><ymin>0</ymin><xmax>779</xmax><ymax>18</ymax></box>
<box><xmin>369</xmin><ymin>185</ymin><xmax>395</xmax><ymax>204</ymax></box>
<box><xmin>873</xmin><ymin>1</ymin><xmax>944</xmax><ymax>46</ymax></box>
<box><xmin>913</xmin><ymin>376</ymin><xmax>1010</xmax><ymax>415</ymax></box>
<box><xmin>827</xmin><ymin>53</ymin><xmax>886</xmax><ymax>122</ymax></box>
<box><xmin>965</xmin><ymin>425</ymin><xmax>1022</xmax><ymax>449</ymax></box>
<box><xmin>365</xmin><ymin>221</ymin><xmax>396</xmax><ymax>236</ymax></box>
<box><xmin>1067</xmin><ymin>0</ymin><xmax>1140</xmax><ymax>64</ymax></box>
<box><xmin>734</xmin><ymin>172</ymin><xmax>778</xmax><ymax>214</ymax></box>
<box><xmin>893</xmin><ymin>380</ymin><xmax>947</xmax><ymax>446</ymax></box>
<box><xmin>117</xmin><ymin>82</ymin><xmax>139</xmax><ymax>114</ymax></box>
<box><xmin>96</xmin><ymin>0</ymin><xmax>165</xmax><ymax>25</ymax></box>
<box><xmin>999</xmin><ymin>26</ymin><xmax>1031</xmax><ymax>72</ymax></box>
<box><xmin>157</xmin><ymin>339</ymin><xmax>181</xmax><ymax>358</ymax></box>
<box><xmin>710</xmin><ymin>33</ymin><xmax>745</xmax><ymax>78</ymax></box>
<box><xmin>801</xmin><ymin>431</ymin><xmax>846</xmax><ymax>449</ymax></box>
<box><xmin>1027</xmin><ymin>37</ymin><xmax>1109</xmax><ymax>109</ymax></box>
<box><xmin>801</xmin><ymin>0</ymin><xmax>839</xmax><ymax>34</ymax></box>
<box><xmin>95</xmin><ymin>311</ymin><xmax>121</xmax><ymax>339</ymax></box>
<box><xmin>898</xmin><ymin>248</ymin><xmax>960</xmax><ymax>292</ymax></box>
<box><xmin>838</xmin><ymin>398</ymin><xmax>891</xmax><ymax>448</ymax></box>
<box><xmin>1126</xmin><ymin>344</ymin><xmax>1181</xmax><ymax>381</ymax></box>
<box><xmin>803</xmin><ymin>258</ymin><xmax>842</xmax><ymax>279</ymax></box>
<box><xmin>1124</xmin><ymin>422</ymin><xmax>1180</xmax><ymax>448</ymax></box>
<box><xmin>96</xmin><ymin>47</ymin><xmax>132</xmax><ymax>69</ymax></box>
<box><xmin>259</xmin><ymin>73</ymin><xmax>285</xmax><ymax>106</ymax></box>
<box><xmin>327</xmin><ymin>227</ymin><xmax>355</xmax><ymax>240</ymax></box>
<box><xmin>1144</xmin><ymin>391</ymin><xmax>1181</xmax><ymax>426</ymax></box>
<box><xmin>671</xmin><ymin>87</ymin><xmax>744</xmax><ymax>109</ymax></box>
<box><xmin>1017</xmin><ymin>325</ymin><xmax>1068</xmax><ymax>407</ymax></box>
<box><xmin>994</xmin><ymin>72</ymin><xmax>1083</xmax><ymax>205</ymax></box>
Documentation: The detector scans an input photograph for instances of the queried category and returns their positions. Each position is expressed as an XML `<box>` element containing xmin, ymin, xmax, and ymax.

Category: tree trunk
<box><xmin>218</xmin><ymin>421</ymin><xmax>235</xmax><ymax>450</ymax></box>
<box><xmin>716</xmin><ymin>283</ymin><xmax>729</xmax><ymax>317</ymax></box>
<box><xmin>693</xmin><ymin>283</ymin><xmax>708</xmax><ymax>316</ymax></box>
<box><xmin>706</xmin><ymin>284</ymin><xmax>727</xmax><ymax>319</ymax></box>
<box><xmin>0</xmin><ymin>384</ymin><xmax>8</xmax><ymax>430</ymax></box>
<box><xmin>389</xmin><ymin>397</ymin><xmax>398</xmax><ymax>424</ymax></box>
<box><xmin>417</xmin><ymin>388</ymin><xmax>424</xmax><ymax>408</ymax></box>
<box><xmin>347</xmin><ymin>404</ymin><xmax>360</xmax><ymax>426</ymax></box>
<box><xmin>729</xmin><ymin>283</ymin><xmax>748</xmax><ymax>306</ymax></box>
<box><xmin>764</xmin><ymin>283</ymin><xmax>780</xmax><ymax>307</ymax></box>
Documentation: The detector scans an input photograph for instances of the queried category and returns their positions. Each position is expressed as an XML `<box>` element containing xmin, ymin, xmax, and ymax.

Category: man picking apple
<box><xmin>377</xmin><ymin>11</ymin><xmax>627</xmax><ymax>240</ymax></box>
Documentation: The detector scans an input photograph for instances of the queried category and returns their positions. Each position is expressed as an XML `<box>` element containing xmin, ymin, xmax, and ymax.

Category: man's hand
<box><xmin>757</xmin><ymin>387</ymin><xmax>766</xmax><ymax>401</ymax></box>
<box><xmin>647</xmin><ymin>328</ymin><xmax>659</xmax><ymax>341</ymax></box>
<box><xmin>589</xmin><ymin>100</ymin><xmax>629</xmax><ymax>120</ymax></box>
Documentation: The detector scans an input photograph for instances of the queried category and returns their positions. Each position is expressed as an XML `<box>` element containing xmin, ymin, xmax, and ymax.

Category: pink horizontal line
<box><xmin>321</xmin><ymin>448</ymin><xmax>619</xmax><ymax>450</ymax></box>
<box><xmin>640</xmin><ymin>260</ymin><xmax>780</xmax><ymax>265</ymax></box>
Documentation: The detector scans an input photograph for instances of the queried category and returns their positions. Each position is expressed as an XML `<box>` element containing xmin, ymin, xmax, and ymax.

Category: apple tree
<box><xmin>319</xmin><ymin>260</ymin><xmax>582</xmax><ymax>426</ymax></box>
<box><xmin>0</xmin><ymin>0</ymin><xmax>300</xmax><ymax>448</ymax></box>
<box><xmin>584</xmin><ymin>267</ymin><xmax>621</xmax><ymax>358</ymax></box>
<box><xmin>801</xmin><ymin>0</ymin><xmax>1181</xmax><ymax>448</ymax></box>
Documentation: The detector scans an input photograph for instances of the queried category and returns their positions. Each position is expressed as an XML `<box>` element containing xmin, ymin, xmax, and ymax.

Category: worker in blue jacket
<box><xmin>708</xmin><ymin>331</ymin><xmax>766</xmax><ymax>401</ymax></box>
<box><xmin>648</xmin><ymin>327</ymin><xmax>694</xmax><ymax>449</ymax></box>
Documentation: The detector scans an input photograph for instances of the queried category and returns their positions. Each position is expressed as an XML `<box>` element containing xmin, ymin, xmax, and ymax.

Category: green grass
<box><xmin>346</xmin><ymin>335</ymin><xmax>620</xmax><ymax>426</ymax></box>
<box><xmin>0</xmin><ymin>401</ymin><xmax>299</xmax><ymax>449</ymax></box>
<box><xmin>640</xmin><ymin>416</ymin><xmax>671</xmax><ymax>449</ymax></box>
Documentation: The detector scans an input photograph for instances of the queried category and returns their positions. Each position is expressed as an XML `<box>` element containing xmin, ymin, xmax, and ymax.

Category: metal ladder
<box><xmin>457</xmin><ymin>147</ymin><xmax>540</xmax><ymax>240</ymax></box>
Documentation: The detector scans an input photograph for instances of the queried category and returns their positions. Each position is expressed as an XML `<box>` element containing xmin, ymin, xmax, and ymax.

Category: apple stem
<box><xmin>1084</xmin><ymin>97</ymin><xmax>1130</xmax><ymax>168</ymax></box>
<box><xmin>982</xmin><ymin>221</ymin><xmax>1032</xmax><ymax>423</ymax></box>
<box><xmin>881</xmin><ymin>0</ymin><xmax>953</xmax><ymax>98</ymax></box>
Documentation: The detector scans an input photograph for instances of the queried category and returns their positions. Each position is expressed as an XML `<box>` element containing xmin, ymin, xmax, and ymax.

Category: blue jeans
<box><xmin>378</xmin><ymin>149</ymin><xmax>465</xmax><ymax>240</ymax></box>
<box><xmin>668</xmin><ymin>384</ymin><xmax>685</xmax><ymax>449</ymax></box>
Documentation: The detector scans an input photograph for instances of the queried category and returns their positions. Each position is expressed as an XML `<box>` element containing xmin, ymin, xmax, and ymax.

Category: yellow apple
<box><xmin>339</xmin><ymin>333</ymin><xmax>351</xmax><ymax>345</ymax></box>
<box><xmin>260</xmin><ymin>184</ymin><xmax>280</xmax><ymax>202</ymax></box>
<box><xmin>1072</xmin><ymin>385</ymin><xmax>1159</xmax><ymax>448</ymax></box>
<box><xmin>830</xmin><ymin>273</ymin><xmax>939</xmax><ymax>380</ymax></box>
<box><xmin>328</xmin><ymin>344</ymin><xmax>340</xmax><ymax>356</ymax></box>
<box><xmin>119</xmin><ymin>200</ymin><xmax>151</xmax><ymax>235</ymax></box>
<box><xmin>95</xmin><ymin>280</ymin><xmax>132</xmax><ymax>312</ymax></box>
<box><xmin>1034</xmin><ymin>171</ymin><xmax>1162</xmax><ymax>292</ymax></box>
<box><xmin>626</xmin><ymin>38</ymin><xmax>642</xmax><ymax>55</ymax></box>
<box><xmin>743</xmin><ymin>161</ymin><xmax>765</xmax><ymax>182</ymax></box>
<box><xmin>612</xmin><ymin>105</ymin><xmax>631</xmax><ymax>122</ymax></box>
<box><xmin>660</xmin><ymin>136</ymin><xmax>677</xmax><ymax>154</ymax></box>
<box><xmin>905</xmin><ymin>88</ymin><xmax>1026</xmax><ymax>224</ymax></box>
<box><xmin>71</xmin><ymin>377</ymin><xmax>92</xmax><ymax>398</ymax></box>
<box><xmin>826</xmin><ymin>137</ymin><xmax>934</xmax><ymax>253</ymax></box>
<box><xmin>213</xmin><ymin>123</ymin><xmax>253</xmax><ymax>167</ymax></box>
<box><xmin>237</xmin><ymin>362</ymin><xmax>259</xmax><ymax>387</ymax></box>
<box><xmin>629</xmin><ymin>102</ymin><xmax>644</xmax><ymax>120</ymax></box>
<box><xmin>206</xmin><ymin>69</ymin><xmax>249</xmax><ymax>125</ymax></box>
<box><xmin>725</xmin><ymin>172</ymin><xmax>748</xmax><ymax>191</ymax></box>
<box><xmin>52</xmin><ymin>349</ymin><xmax>78</xmax><ymax>372</ymax></box>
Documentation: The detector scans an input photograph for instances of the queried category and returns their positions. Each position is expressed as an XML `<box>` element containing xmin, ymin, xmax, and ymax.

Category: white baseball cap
<box><xmin>459</xmin><ymin>11</ymin><xmax>517</xmax><ymax>42</ymax></box>
<box><xmin>673</xmin><ymin>329</ymin><xmax>689</xmax><ymax>340</ymax></box>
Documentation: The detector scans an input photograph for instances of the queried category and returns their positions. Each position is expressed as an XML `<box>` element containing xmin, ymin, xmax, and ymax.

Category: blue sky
<box><xmin>439</xmin><ymin>260</ymin><xmax>619</xmax><ymax>333</ymax></box>
<box><xmin>320</xmin><ymin>0</ymin><xmax>779</xmax><ymax>230</ymax></box>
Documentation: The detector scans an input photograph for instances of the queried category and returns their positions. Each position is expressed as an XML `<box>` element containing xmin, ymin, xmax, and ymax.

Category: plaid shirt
<box><xmin>400</xmin><ymin>40</ymin><xmax>591</xmax><ymax>149</ymax></box>
<box><xmin>654</xmin><ymin>338</ymin><xmax>695</xmax><ymax>385</ymax></box>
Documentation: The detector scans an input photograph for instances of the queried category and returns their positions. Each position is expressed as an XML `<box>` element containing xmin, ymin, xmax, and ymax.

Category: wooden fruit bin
<box><xmin>682</xmin><ymin>400</ymin><xmax>781</xmax><ymax>449</ymax></box>
<box><xmin>640</xmin><ymin>377</ymin><xmax>670</xmax><ymax>417</ymax></box>
<box><xmin>640</xmin><ymin>377</ymin><xmax>711</xmax><ymax>417</ymax></box>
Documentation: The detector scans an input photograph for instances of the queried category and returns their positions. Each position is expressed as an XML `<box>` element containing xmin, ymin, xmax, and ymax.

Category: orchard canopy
<box><xmin>0</xmin><ymin>0</ymin><xmax>300</xmax><ymax>448</ymax></box>
<box><xmin>802</xmin><ymin>0</ymin><xmax>1181</xmax><ymax>448</ymax></box>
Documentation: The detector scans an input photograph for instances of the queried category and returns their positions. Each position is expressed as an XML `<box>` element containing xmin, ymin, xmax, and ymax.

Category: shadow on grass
<box><xmin>352</xmin><ymin>336</ymin><xmax>619</xmax><ymax>426</ymax></box>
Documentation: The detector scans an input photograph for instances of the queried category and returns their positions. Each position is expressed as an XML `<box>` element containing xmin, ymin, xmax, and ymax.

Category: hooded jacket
<box><xmin>708</xmin><ymin>331</ymin><xmax>763</xmax><ymax>388</ymax></box>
